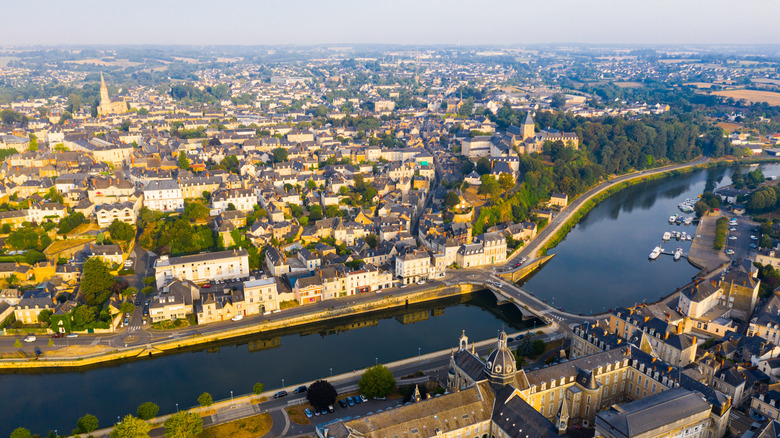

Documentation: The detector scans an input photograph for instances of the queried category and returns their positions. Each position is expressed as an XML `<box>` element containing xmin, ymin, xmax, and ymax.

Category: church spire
<box><xmin>99</xmin><ymin>72</ymin><xmax>111</xmax><ymax>112</ymax></box>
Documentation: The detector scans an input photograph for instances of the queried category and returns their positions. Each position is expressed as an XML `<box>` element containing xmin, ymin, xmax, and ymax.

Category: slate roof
<box><xmin>595</xmin><ymin>388</ymin><xmax>710</xmax><ymax>437</ymax></box>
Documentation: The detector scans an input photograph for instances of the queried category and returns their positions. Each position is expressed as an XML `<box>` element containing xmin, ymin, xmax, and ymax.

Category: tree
<box><xmin>550</xmin><ymin>93</ymin><xmax>567</xmax><ymax>109</ymax></box>
<box><xmin>359</xmin><ymin>364</ymin><xmax>395</xmax><ymax>399</ymax></box>
<box><xmin>498</xmin><ymin>173</ymin><xmax>515</xmax><ymax>190</ymax></box>
<box><xmin>37</xmin><ymin>309</ymin><xmax>53</xmax><ymax>324</ymax></box>
<box><xmin>110</xmin><ymin>415</ymin><xmax>150</xmax><ymax>438</ymax></box>
<box><xmin>476</xmin><ymin>157</ymin><xmax>491</xmax><ymax>175</ymax></box>
<box><xmin>307</xmin><ymin>380</ymin><xmax>337</xmax><ymax>410</ymax></box>
<box><xmin>364</xmin><ymin>233</ymin><xmax>378</xmax><ymax>249</ymax></box>
<box><xmin>177</xmin><ymin>151</ymin><xmax>190</xmax><ymax>170</ymax></box>
<box><xmin>197</xmin><ymin>392</ymin><xmax>213</xmax><ymax>407</ymax></box>
<box><xmin>81</xmin><ymin>258</ymin><xmax>115</xmax><ymax>307</ymax></box>
<box><xmin>183</xmin><ymin>203</ymin><xmax>210</xmax><ymax>222</ymax></box>
<box><xmin>253</xmin><ymin>382</ymin><xmax>264</xmax><ymax>395</ymax></box>
<box><xmin>14</xmin><ymin>338</ymin><xmax>22</xmax><ymax>349</ymax></box>
<box><xmin>444</xmin><ymin>191</ymin><xmax>460</xmax><ymax>209</ymax></box>
<box><xmin>272</xmin><ymin>147</ymin><xmax>288</xmax><ymax>163</ymax></box>
<box><xmin>136</xmin><ymin>402</ymin><xmax>159</xmax><ymax>420</ymax></box>
<box><xmin>478</xmin><ymin>175</ymin><xmax>500</xmax><ymax>200</ymax></box>
<box><xmin>163</xmin><ymin>411</ymin><xmax>203</xmax><ymax>438</ymax></box>
<box><xmin>10</xmin><ymin>428</ymin><xmax>31</xmax><ymax>438</ymax></box>
<box><xmin>109</xmin><ymin>220</ymin><xmax>135</xmax><ymax>242</ymax></box>
<box><xmin>76</xmin><ymin>414</ymin><xmax>99</xmax><ymax>433</ymax></box>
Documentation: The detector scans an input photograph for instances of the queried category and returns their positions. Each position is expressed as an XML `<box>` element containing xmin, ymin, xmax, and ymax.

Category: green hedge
<box><xmin>714</xmin><ymin>217</ymin><xmax>728</xmax><ymax>250</ymax></box>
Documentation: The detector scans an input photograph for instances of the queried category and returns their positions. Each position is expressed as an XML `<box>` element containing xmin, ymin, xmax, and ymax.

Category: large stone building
<box><xmin>154</xmin><ymin>249</ymin><xmax>250</xmax><ymax>288</ymax></box>
<box><xmin>143</xmin><ymin>179</ymin><xmax>184</xmax><ymax>212</ymax></box>
<box><xmin>321</xmin><ymin>330</ymin><xmax>730</xmax><ymax>438</ymax></box>
<box><xmin>96</xmin><ymin>73</ymin><xmax>128</xmax><ymax>117</ymax></box>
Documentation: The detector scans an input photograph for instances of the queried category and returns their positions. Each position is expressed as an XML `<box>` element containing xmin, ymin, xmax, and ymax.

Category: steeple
<box><xmin>485</xmin><ymin>329</ymin><xmax>516</xmax><ymax>389</ymax></box>
<box><xmin>522</xmin><ymin>112</ymin><xmax>535</xmax><ymax>141</ymax></box>
<box><xmin>556</xmin><ymin>397</ymin><xmax>569</xmax><ymax>435</ymax></box>
<box><xmin>99</xmin><ymin>72</ymin><xmax>110</xmax><ymax>108</ymax></box>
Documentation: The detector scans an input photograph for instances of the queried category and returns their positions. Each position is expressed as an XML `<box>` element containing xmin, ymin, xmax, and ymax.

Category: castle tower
<box><xmin>485</xmin><ymin>329</ymin><xmax>517</xmax><ymax>389</ymax></box>
<box><xmin>522</xmin><ymin>112</ymin><xmax>535</xmax><ymax>141</ymax></box>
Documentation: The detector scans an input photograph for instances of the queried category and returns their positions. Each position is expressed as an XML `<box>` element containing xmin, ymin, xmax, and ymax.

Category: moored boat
<box><xmin>649</xmin><ymin>246</ymin><xmax>663</xmax><ymax>260</ymax></box>
<box><xmin>674</xmin><ymin>247</ymin><xmax>683</xmax><ymax>261</ymax></box>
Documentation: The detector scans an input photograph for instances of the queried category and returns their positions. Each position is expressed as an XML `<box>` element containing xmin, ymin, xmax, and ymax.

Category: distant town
<box><xmin>4</xmin><ymin>45</ymin><xmax>780</xmax><ymax>438</ymax></box>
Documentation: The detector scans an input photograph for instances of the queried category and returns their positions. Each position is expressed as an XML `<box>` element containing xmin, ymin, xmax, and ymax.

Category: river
<box><xmin>522</xmin><ymin>162</ymin><xmax>780</xmax><ymax>314</ymax></box>
<box><xmin>0</xmin><ymin>291</ymin><xmax>538</xmax><ymax>437</ymax></box>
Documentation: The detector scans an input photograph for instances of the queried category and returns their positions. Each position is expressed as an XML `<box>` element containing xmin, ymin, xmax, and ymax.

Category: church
<box><xmin>318</xmin><ymin>330</ymin><xmax>731</xmax><ymax>438</ymax></box>
<box><xmin>97</xmin><ymin>72</ymin><xmax>128</xmax><ymax>117</ymax></box>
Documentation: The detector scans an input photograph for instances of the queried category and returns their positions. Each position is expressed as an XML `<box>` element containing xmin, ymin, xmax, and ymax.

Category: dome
<box><xmin>485</xmin><ymin>330</ymin><xmax>515</xmax><ymax>378</ymax></box>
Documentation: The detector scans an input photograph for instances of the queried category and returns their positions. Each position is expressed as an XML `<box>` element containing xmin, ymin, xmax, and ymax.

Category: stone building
<box><xmin>96</xmin><ymin>73</ymin><xmax>128</xmax><ymax>117</ymax></box>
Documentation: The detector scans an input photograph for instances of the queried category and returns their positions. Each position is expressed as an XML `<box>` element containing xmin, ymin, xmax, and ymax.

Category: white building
<box><xmin>243</xmin><ymin>277</ymin><xmax>280</xmax><ymax>315</ymax></box>
<box><xmin>395</xmin><ymin>251</ymin><xmax>431</xmax><ymax>285</ymax></box>
<box><xmin>154</xmin><ymin>249</ymin><xmax>250</xmax><ymax>288</ymax></box>
<box><xmin>211</xmin><ymin>188</ymin><xmax>257</xmax><ymax>213</ymax></box>
<box><xmin>143</xmin><ymin>179</ymin><xmax>184</xmax><ymax>212</ymax></box>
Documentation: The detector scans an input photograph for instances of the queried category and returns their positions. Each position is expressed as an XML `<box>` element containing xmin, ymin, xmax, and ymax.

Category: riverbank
<box><xmin>531</xmin><ymin>157</ymin><xmax>780</xmax><ymax>258</ymax></box>
<box><xmin>0</xmin><ymin>283</ymin><xmax>499</xmax><ymax>370</ymax></box>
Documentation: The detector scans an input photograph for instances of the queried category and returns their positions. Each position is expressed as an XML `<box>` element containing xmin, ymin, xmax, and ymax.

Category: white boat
<box><xmin>669</xmin><ymin>215</ymin><xmax>678</xmax><ymax>224</ymax></box>
<box><xmin>649</xmin><ymin>246</ymin><xmax>663</xmax><ymax>260</ymax></box>
<box><xmin>662</xmin><ymin>232</ymin><xmax>671</xmax><ymax>241</ymax></box>
<box><xmin>687</xmin><ymin>234</ymin><xmax>692</xmax><ymax>241</ymax></box>
<box><xmin>684</xmin><ymin>217</ymin><xmax>693</xmax><ymax>226</ymax></box>
<box><xmin>678</xmin><ymin>204</ymin><xmax>695</xmax><ymax>213</ymax></box>
<box><xmin>674</xmin><ymin>247</ymin><xmax>683</xmax><ymax>261</ymax></box>
<box><xmin>680</xmin><ymin>232</ymin><xmax>687</xmax><ymax>241</ymax></box>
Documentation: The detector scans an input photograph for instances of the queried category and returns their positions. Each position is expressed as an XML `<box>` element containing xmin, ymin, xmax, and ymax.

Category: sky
<box><xmin>2</xmin><ymin>0</ymin><xmax>779</xmax><ymax>47</ymax></box>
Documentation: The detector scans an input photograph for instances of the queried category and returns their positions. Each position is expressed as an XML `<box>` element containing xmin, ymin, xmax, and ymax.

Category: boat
<box><xmin>649</xmin><ymin>246</ymin><xmax>663</xmax><ymax>260</ymax></box>
<box><xmin>676</xmin><ymin>232</ymin><xmax>682</xmax><ymax>241</ymax></box>
<box><xmin>680</xmin><ymin>232</ymin><xmax>687</xmax><ymax>241</ymax></box>
<box><xmin>675</xmin><ymin>217</ymin><xmax>684</xmax><ymax>225</ymax></box>
<box><xmin>674</xmin><ymin>247</ymin><xmax>683</xmax><ymax>261</ymax></box>
<box><xmin>669</xmin><ymin>215</ymin><xmax>678</xmax><ymax>224</ymax></box>
<box><xmin>684</xmin><ymin>217</ymin><xmax>693</xmax><ymax>226</ymax></box>
<box><xmin>687</xmin><ymin>234</ymin><xmax>692</xmax><ymax>241</ymax></box>
<box><xmin>662</xmin><ymin>232</ymin><xmax>671</xmax><ymax>241</ymax></box>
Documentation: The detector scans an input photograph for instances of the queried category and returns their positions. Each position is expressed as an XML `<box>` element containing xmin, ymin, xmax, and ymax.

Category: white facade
<box><xmin>154</xmin><ymin>249</ymin><xmax>250</xmax><ymax>288</ymax></box>
<box><xmin>243</xmin><ymin>277</ymin><xmax>280</xmax><ymax>315</ymax></box>
<box><xmin>143</xmin><ymin>180</ymin><xmax>184</xmax><ymax>212</ymax></box>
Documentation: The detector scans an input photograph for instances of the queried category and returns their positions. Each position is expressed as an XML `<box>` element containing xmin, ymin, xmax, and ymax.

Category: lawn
<box><xmin>198</xmin><ymin>413</ymin><xmax>272</xmax><ymax>438</ymax></box>
<box><xmin>286</xmin><ymin>405</ymin><xmax>311</xmax><ymax>425</ymax></box>
<box><xmin>711</xmin><ymin>89</ymin><xmax>780</xmax><ymax>106</ymax></box>
<box><xmin>45</xmin><ymin>237</ymin><xmax>94</xmax><ymax>255</ymax></box>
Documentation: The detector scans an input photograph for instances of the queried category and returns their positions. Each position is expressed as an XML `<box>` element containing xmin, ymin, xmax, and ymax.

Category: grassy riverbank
<box><xmin>538</xmin><ymin>157</ymin><xmax>780</xmax><ymax>256</ymax></box>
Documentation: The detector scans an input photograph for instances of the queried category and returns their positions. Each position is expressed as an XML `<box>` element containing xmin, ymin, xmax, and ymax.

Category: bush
<box><xmin>76</xmin><ymin>414</ymin><xmax>99</xmax><ymax>433</ymax></box>
<box><xmin>253</xmin><ymin>383</ymin><xmax>264</xmax><ymax>395</ymax></box>
<box><xmin>198</xmin><ymin>392</ymin><xmax>213</xmax><ymax>407</ymax></box>
<box><xmin>136</xmin><ymin>402</ymin><xmax>159</xmax><ymax>420</ymax></box>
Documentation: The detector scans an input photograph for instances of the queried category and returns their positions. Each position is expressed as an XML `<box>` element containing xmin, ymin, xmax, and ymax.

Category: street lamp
<box><xmin>230</xmin><ymin>391</ymin><xmax>234</xmax><ymax>404</ymax></box>
<box><xmin>375</xmin><ymin>357</ymin><xmax>378</xmax><ymax>366</ymax></box>
<box><xmin>282</xmin><ymin>378</ymin><xmax>285</xmax><ymax>389</ymax></box>
<box><xmin>418</xmin><ymin>347</ymin><xmax>421</xmax><ymax>360</ymax></box>
<box><xmin>176</xmin><ymin>403</ymin><xmax>179</xmax><ymax>412</ymax></box>
<box><xmin>330</xmin><ymin>367</ymin><xmax>333</xmax><ymax>377</ymax></box>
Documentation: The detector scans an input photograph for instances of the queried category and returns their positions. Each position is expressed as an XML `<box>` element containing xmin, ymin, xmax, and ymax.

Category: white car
<box><xmin>23</xmin><ymin>335</ymin><xmax>36</xmax><ymax>343</ymax></box>
<box><xmin>729</xmin><ymin>228</ymin><xmax>737</xmax><ymax>231</ymax></box>
<box><xmin>750</xmin><ymin>235</ymin><xmax>758</xmax><ymax>240</ymax></box>
<box><xmin>231</xmin><ymin>314</ymin><xmax>244</xmax><ymax>321</ymax></box>
<box><xmin>729</xmin><ymin>236</ymin><xmax>738</xmax><ymax>240</ymax></box>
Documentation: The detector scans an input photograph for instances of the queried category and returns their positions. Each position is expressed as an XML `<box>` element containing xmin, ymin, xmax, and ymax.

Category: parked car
<box><xmin>359</xmin><ymin>395</ymin><xmax>368</xmax><ymax>403</ymax></box>
<box><xmin>273</xmin><ymin>391</ymin><xmax>288</xmax><ymax>399</ymax></box>
<box><xmin>729</xmin><ymin>236</ymin><xmax>737</xmax><ymax>240</ymax></box>
<box><xmin>750</xmin><ymin>243</ymin><xmax>758</xmax><ymax>248</ymax></box>
<box><xmin>304</xmin><ymin>408</ymin><xmax>313</xmax><ymax>418</ymax></box>
<box><xmin>726</xmin><ymin>249</ymin><xmax>735</xmax><ymax>255</ymax></box>
<box><xmin>23</xmin><ymin>334</ymin><xmax>36</xmax><ymax>343</ymax></box>
<box><xmin>751</xmin><ymin>235</ymin><xmax>758</xmax><ymax>240</ymax></box>
<box><xmin>320</xmin><ymin>407</ymin><xmax>328</xmax><ymax>415</ymax></box>
<box><xmin>231</xmin><ymin>314</ymin><xmax>244</xmax><ymax>322</ymax></box>
<box><xmin>202</xmin><ymin>283</ymin><xmax>211</xmax><ymax>288</ymax></box>
<box><xmin>352</xmin><ymin>395</ymin><xmax>362</xmax><ymax>405</ymax></box>
<box><xmin>294</xmin><ymin>385</ymin><xmax>307</xmax><ymax>394</ymax></box>
<box><xmin>347</xmin><ymin>397</ymin><xmax>355</xmax><ymax>406</ymax></box>
<box><xmin>338</xmin><ymin>399</ymin><xmax>348</xmax><ymax>408</ymax></box>
<box><xmin>328</xmin><ymin>405</ymin><xmax>335</xmax><ymax>414</ymax></box>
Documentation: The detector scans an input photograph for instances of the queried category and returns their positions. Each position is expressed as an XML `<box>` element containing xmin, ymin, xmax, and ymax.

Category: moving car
<box><xmin>273</xmin><ymin>390</ymin><xmax>288</xmax><ymax>399</ymax></box>
<box><xmin>294</xmin><ymin>385</ymin><xmax>307</xmax><ymax>394</ymax></box>
<box><xmin>51</xmin><ymin>333</ymin><xmax>63</xmax><ymax>338</ymax></box>
<box><xmin>66</xmin><ymin>333</ymin><xmax>78</xmax><ymax>338</ymax></box>
<box><xmin>231</xmin><ymin>314</ymin><xmax>244</xmax><ymax>321</ymax></box>
<box><xmin>23</xmin><ymin>334</ymin><xmax>36</xmax><ymax>343</ymax></box>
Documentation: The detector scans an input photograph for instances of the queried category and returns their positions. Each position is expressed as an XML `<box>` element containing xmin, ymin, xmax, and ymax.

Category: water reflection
<box><xmin>0</xmin><ymin>290</ymin><xmax>540</xmax><ymax>438</ymax></box>
<box><xmin>523</xmin><ymin>163</ymin><xmax>780</xmax><ymax>314</ymax></box>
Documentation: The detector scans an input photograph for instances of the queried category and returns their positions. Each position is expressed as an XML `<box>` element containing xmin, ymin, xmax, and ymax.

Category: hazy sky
<box><xmin>3</xmin><ymin>0</ymin><xmax>779</xmax><ymax>46</ymax></box>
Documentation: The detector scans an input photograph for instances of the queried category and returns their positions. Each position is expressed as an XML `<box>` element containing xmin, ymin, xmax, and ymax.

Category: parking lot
<box><xmin>723</xmin><ymin>214</ymin><xmax>759</xmax><ymax>263</ymax></box>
